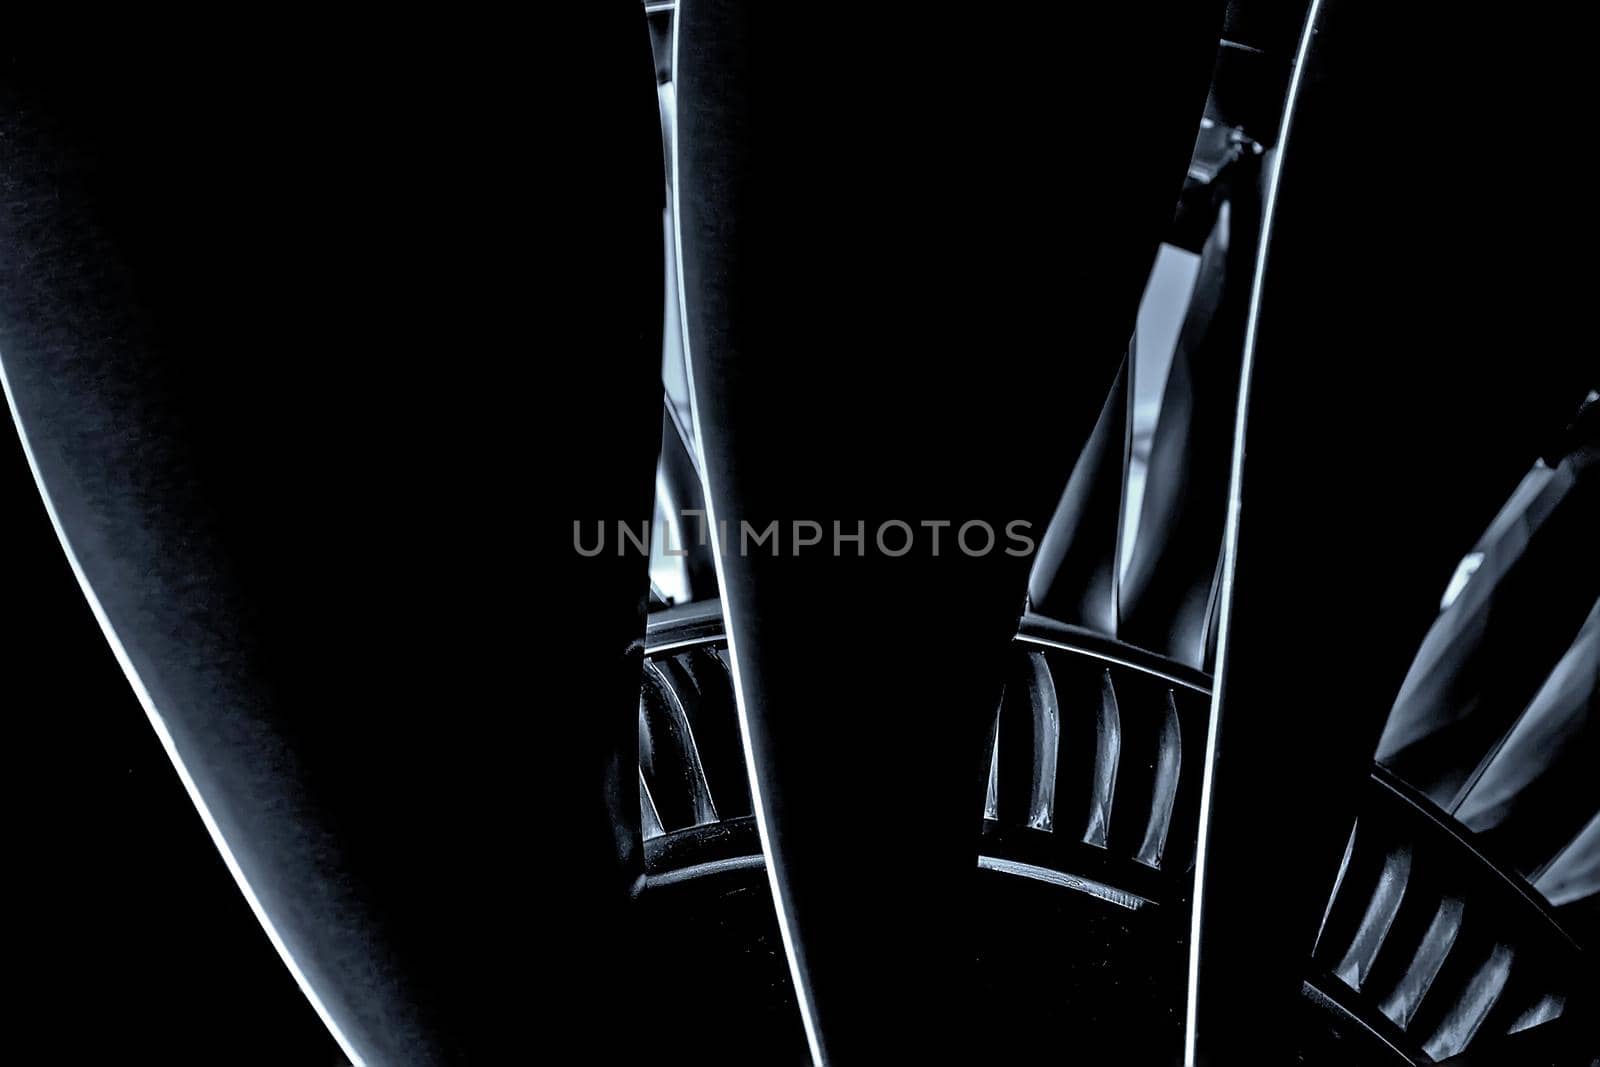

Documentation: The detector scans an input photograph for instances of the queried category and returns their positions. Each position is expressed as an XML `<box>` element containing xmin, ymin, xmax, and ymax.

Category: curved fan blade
<box><xmin>1</xmin><ymin>12</ymin><xmax>664</xmax><ymax>1062</ymax></box>
<box><xmin>1452</xmin><ymin>600</ymin><xmax>1598</xmax><ymax>878</ymax></box>
<box><xmin>673</xmin><ymin>3</ymin><xmax>1224</xmax><ymax>1060</ymax></box>
<box><xmin>988</xmin><ymin>651</ymin><xmax>1063</xmax><ymax>832</ymax></box>
<box><xmin>1377</xmin><ymin>444</ymin><xmax>1599</xmax><ymax>803</ymax></box>
<box><xmin>1184</xmin><ymin>2</ymin><xmax>1597</xmax><ymax>1063</ymax></box>
<box><xmin>1432</xmin><ymin>1012</ymin><xmax>1595</xmax><ymax>1066</ymax></box>
<box><xmin>1536</xmin><ymin>814</ymin><xmax>1600</xmax><ymax>912</ymax></box>
<box><xmin>1118</xmin><ymin>151</ymin><xmax>1263</xmax><ymax>668</ymax></box>
<box><xmin>656</xmin><ymin>397</ymin><xmax>720</xmax><ymax>603</ymax></box>
<box><xmin>1028</xmin><ymin>356</ymin><xmax>1132</xmax><ymax>633</ymax></box>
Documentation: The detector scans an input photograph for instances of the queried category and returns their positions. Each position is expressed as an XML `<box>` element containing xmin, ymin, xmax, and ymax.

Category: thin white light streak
<box><xmin>1184</xmin><ymin>3</ymin><xmax>1325</xmax><ymax>1063</ymax></box>
<box><xmin>668</xmin><ymin>6</ymin><xmax>828</xmax><ymax>1064</ymax></box>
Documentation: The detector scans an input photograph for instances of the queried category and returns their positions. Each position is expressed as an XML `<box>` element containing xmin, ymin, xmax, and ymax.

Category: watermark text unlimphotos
<box><xmin>574</xmin><ymin>513</ymin><xmax>1036</xmax><ymax>558</ymax></box>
